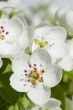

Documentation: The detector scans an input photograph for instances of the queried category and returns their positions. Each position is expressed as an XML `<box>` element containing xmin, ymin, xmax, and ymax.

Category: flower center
<box><xmin>34</xmin><ymin>38</ymin><xmax>55</xmax><ymax>48</ymax></box>
<box><xmin>34</xmin><ymin>38</ymin><xmax>48</xmax><ymax>48</ymax></box>
<box><xmin>0</xmin><ymin>26</ymin><xmax>9</xmax><ymax>40</ymax></box>
<box><xmin>24</xmin><ymin>64</ymin><xmax>44</xmax><ymax>86</ymax></box>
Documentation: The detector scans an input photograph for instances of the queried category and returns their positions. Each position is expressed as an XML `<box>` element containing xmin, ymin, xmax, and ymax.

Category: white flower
<box><xmin>48</xmin><ymin>0</ymin><xmax>73</xmax><ymax>20</ymax></box>
<box><xmin>59</xmin><ymin>39</ymin><xmax>73</xmax><ymax>71</ymax></box>
<box><xmin>0</xmin><ymin>10</ymin><xmax>29</xmax><ymax>58</ymax></box>
<box><xmin>30</xmin><ymin>98</ymin><xmax>62</xmax><ymax>110</ymax></box>
<box><xmin>56</xmin><ymin>8</ymin><xmax>73</xmax><ymax>34</ymax></box>
<box><xmin>0</xmin><ymin>1</ymin><xmax>9</xmax><ymax>9</ymax></box>
<box><xmin>10</xmin><ymin>49</ymin><xmax>62</xmax><ymax>105</ymax></box>
<box><xmin>32</xmin><ymin>26</ymin><xmax>67</xmax><ymax>63</ymax></box>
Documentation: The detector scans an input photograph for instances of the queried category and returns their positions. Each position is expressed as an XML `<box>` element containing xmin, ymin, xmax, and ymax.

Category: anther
<box><xmin>1</xmin><ymin>26</ymin><xmax>3</xmax><ymax>29</ymax></box>
<box><xmin>6</xmin><ymin>32</ymin><xmax>9</xmax><ymax>35</ymax></box>
<box><xmin>24</xmin><ymin>70</ymin><xmax>27</xmax><ymax>72</ymax></box>
<box><xmin>29</xmin><ymin>64</ymin><xmax>32</xmax><ymax>68</ymax></box>
<box><xmin>41</xmin><ymin>70</ymin><xmax>44</xmax><ymax>73</ymax></box>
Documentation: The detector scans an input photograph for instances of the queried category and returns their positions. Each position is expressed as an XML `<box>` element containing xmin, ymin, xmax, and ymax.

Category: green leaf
<box><xmin>0</xmin><ymin>94</ymin><xmax>10</xmax><ymax>110</ymax></box>
<box><xmin>52</xmin><ymin>85</ymin><xmax>65</xmax><ymax>110</ymax></box>
<box><xmin>0</xmin><ymin>72</ymin><xmax>21</xmax><ymax>104</ymax></box>
<box><xmin>0</xmin><ymin>81</ymin><xmax>3</xmax><ymax>88</ymax></box>
<box><xmin>0</xmin><ymin>58</ymin><xmax>11</xmax><ymax>74</ymax></box>
<box><xmin>19</xmin><ymin>94</ymin><xmax>32</xmax><ymax>109</ymax></box>
<box><xmin>63</xmin><ymin>70</ymin><xmax>73</xmax><ymax>79</ymax></box>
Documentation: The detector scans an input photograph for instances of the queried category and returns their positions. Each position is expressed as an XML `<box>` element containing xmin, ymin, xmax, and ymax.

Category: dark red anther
<box><xmin>1</xmin><ymin>26</ymin><xmax>3</xmax><ymax>29</ymax></box>
<box><xmin>2</xmin><ymin>30</ymin><xmax>5</xmax><ymax>32</ymax></box>
<box><xmin>6</xmin><ymin>32</ymin><xmax>9</xmax><ymax>35</ymax></box>
<box><xmin>41</xmin><ymin>70</ymin><xmax>44</xmax><ymax>73</ymax></box>
<box><xmin>29</xmin><ymin>64</ymin><xmax>32</xmax><ymax>68</ymax></box>
<box><xmin>24</xmin><ymin>70</ymin><xmax>27</xmax><ymax>72</ymax></box>
<box><xmin>25</xmin><ymin>74</ymin><xmax>27</xmax><ymax>76</ymax></box>
<box><xmin>28</xmin><ymin>79</ymin><xmax>30</xmax><ymax>82</ymax></box>
<box><xmin>34</xmin><ymin>64</ymin><xmax>36</xmax><ymax>67</ymax></box>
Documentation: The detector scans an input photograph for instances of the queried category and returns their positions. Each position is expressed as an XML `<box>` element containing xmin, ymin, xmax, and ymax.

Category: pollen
<box><xmin>0</xmin><ymin>26</ymin><xmax>9</xmax><ymax>40</ymax></box>
<box><xmin>34</xmin><ymin>38</ymin><xmax>48</xmax><ymax>48</ymax></box>
<box><xmin>24</xmin><ymin>64</ymin><xmax>44</xmax><ymax>86</ymax></box>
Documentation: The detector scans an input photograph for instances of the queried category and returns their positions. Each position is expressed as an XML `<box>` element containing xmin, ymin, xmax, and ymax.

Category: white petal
<box><xmin>10</xmin><ymin>73</ymin><xmax>31</xmax><ymax>92</ymax></box>
<box><xmin>45</xmin><ymin>98</ymin><xmax>61</xmax><ymax>110</ymax></box>
<box><xmin>34</xmin><ymin>26</ymin><xmax>50</xmax><ymax>39</ymax></box>
<box><xmin>0</xmin><ymin>18</ymin><xmax>23</xmax><ymax>43</ymax></box>
<box><xmin>68</xmin><ymin>39</ymin><xmax>73</xmax><ymax>58</ymax></box>
<box><xmin>27</xmin><ymin>84</ymin><xmax>51</xmax><ymax>105</ymax></box>
<box><xmin>34</xmin><ymin>26</ymin><xmax>67</xmax><ymax>41</ymax></box>
<box><xmin>58</xmin><ymin>56</ymin><xmax>73</xmax><ymax>71</ymax></box>
<box><xmin>47</xmin><ymin>26</ymin><xmax>67</xmax><ymax>41</ymax></box>
<box><xmin>17</xmin><ymin>27</ymin><xmax>29</xmax><ymax>50</ymax></box>
<box><xmin>30</xmin><ymin>106</ymin><xmax>39</xmax><ymax>110</ymax></box>
<box><xmin>0</xmin><ymin>1</ymin><xmax>9</xmax><ymax>9</ymax></box>
<box><xmin>50</xmin><ymin>107</ymin><xmax>62</xmax><ymax>110</ymax></box>
<box><xmin>63</xmin><ymin>10</ymin><xmax>73</xmax><ymax>33</ymax></box>
<box><xmin>30</xmin><ymin>49</ymin><xmax>51</xmax><ymax>70</ymax></box>
<box><xmin>12</xmin><ymin>54</ymin><xmax>30</xmax><ymax>74</ymax></box>
<box><xmin>0</xmin><ymin>40</ymin><xmax>19</xmax><ymax>57</ymax></box>
<box><xmin>30</xmin><ymin>98</ymin><xmax>61</xmax><ymax>110</ymax></box>
<box><xmin>13</xmin><ymin>16</ymin><xmax>29</xmax><ymax>50</ymax></box>
<box><xmin>43</xmin><ymin>65</ymin><xmax>62</xmax><ymax>88</ymax></box>
<box><xmin>47</xmin><ymin>42</ymin><xmax>67</xmax><ymax>59</ymax></box>
<box><xmin>55</xmin><ymin>7</ymin><xmax>69</xmax><ymax>25</ymax></box>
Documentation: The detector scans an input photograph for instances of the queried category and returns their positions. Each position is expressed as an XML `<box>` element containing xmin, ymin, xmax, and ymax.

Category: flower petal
<box><xmin>34</xmin><ymin>26</ymin><xmax>67</xmax><ymax>41</ymax></box>
<box><xmin>47</xmin><ymin>26</ymin><xmax>67</xmax><ymax>41</ymax></box>
<box><xmin>12</xmin><ymin>54</ymin><xmax>30</xmax><ymax>74</ymax></box>
<box><xmin>45</xmin><ymin>98</ymin><xmax>61</xmax><ymax>110</ymax></box>
<box><xmin>30</xmin><ymin>49</ymin><xmax>51</xmax><ymax>70</ymax></box>
<box><xmin>68</xmin><ymin>39</ymin><xmax>73</xmax><ymax>58</ymax></box>
<box><xmin>47</xmin><ymin>42</ymin><xmax>67</xmax><ymax>59</ymax></box>
<box><xmin>17</xmin><ymin>26</ymin><xmax>29</xmax><ymax>50</ymax></box>
<box><xmin>43</xmin><ymin>65</ymin><xmax>62</xmax><ymax>88</ymax></box>
<box><xmin>10</xmin><ymin>73</ymin><xmax>31</xmax><ymax>92</ymax></box>
<box><xmin>27</xmin><ymin>84</ymin><xmax>51</xmax><ymax>105</ymax></box>
<box><xmin>62</xmin><ymin>10</ymin><xmax>73</xmax><ymax>33</ymax></box>
<box><xmin>0</xmin><ymin>40</ymin><xmax>19</xmax><ymax>57</ymax></box>
<box><xmin>4</xmin><ymin>18</ymin><xmax>23</xmax><ymax>43</ymax></box>
<box><xmin>58</xmin><ymin>56</ymin><xmax>73</xmax><ymax>71</ymax></box>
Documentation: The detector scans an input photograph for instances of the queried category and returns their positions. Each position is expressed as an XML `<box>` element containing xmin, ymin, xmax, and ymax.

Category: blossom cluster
<box><xmin>0</xmin><ymin>0</ymin><xmax>73</xmax><ymax>110</ymax></box>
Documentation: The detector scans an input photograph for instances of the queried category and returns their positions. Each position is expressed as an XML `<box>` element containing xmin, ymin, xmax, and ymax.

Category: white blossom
<box><xmin>32</xmin><ymin>26</ymin><xmax>67</xmax><ymax>63</ymax></box>
<box><xmin>10</xmin><ymin>49</ymin><xmax>62</xmax><ymax>105</ymax></box>
<box><xmin>30</xmin><ymin>98</ymin><xmax>62</xmax><ymax>110</ymax></box>
<box><xmin>0</xmin><ymin>10</ymin><xmax>29</xmax><ymax>58</ymax></box>
<box><xmin>59</xmin><ymin>39</ymin><xmax>73</xmax><ymax>71</ymax></box>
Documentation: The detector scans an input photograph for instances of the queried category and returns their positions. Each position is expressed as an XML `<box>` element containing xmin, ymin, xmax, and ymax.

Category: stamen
<box><xmin>6</xmin><ymin>32</ymin><xmax>9</xmax><ymax>35</ymax></box>
<box><xmin>34</xmin><ymin>64</ymin><xmax>36</xmax><ymax>67</ymax></box>
<box><xmin>24</xmin><ymin>64</ymin><xmax>44</xmax><ymax>86</ymax></box>
<box><xmin>41</xmin><ymin>70</ymin><xmax>44</xmax><ymax>73</ymax></box>
<box><xmin>29</xmin><ymin>64</ymin><xmax>32</xmax><ymax>68</ymax></box>
<box><xmin>24</xmin><ymin>70</ymin><xmax>27</xmax><ymax>72</ymax></box>
<box><xmin>2</xmin><ymin>30</ymin><xmax>5</xmax><ymax>32</ymax></box>
<box><xmin>1</xmin><ymin>26</ymin><xmax>3</xmax><ymax>29</ymax></box>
